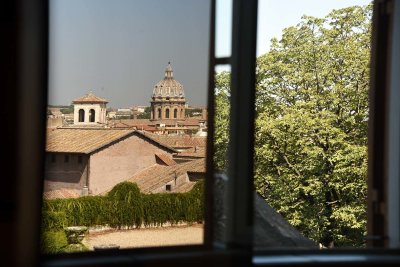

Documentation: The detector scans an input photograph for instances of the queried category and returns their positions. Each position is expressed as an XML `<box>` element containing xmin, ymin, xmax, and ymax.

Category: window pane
<box><xmin>215</xmin><ymin>0</ymin><xmax>232</xmax><ymax>58</ymax></box>
<box><xmin>43</xmin><ymin>0</ymin><xmax>209</xmax><ymax>253</ymax></box>
<box><xmin>213</xmin><ymin>64</ymin><xmax>231</xmax><ymax>244</ymax></box>
<box><xmin>252</xmin><ymin>0</ymin><xmax>372</xmax><ymax>249</ymax></box>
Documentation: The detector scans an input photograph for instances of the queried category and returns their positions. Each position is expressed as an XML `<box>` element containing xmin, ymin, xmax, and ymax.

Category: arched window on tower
<box><xmin>157</xmin><ymin>108</ymin><xmax>162</xmax><ymax>119</ymax></box>
<box><xmin>89</xmin><ymin>109</ymin><xmax>95</xmax><ymax>122</ymax></box>
<box><xmin>181</xmin><ymin>108</ymin><xmax>184</xmax><ymax>118</ymax></box>
<box><xmin>174</xmin><ymin>108</ymin><xmax>178</xmax><ymax>118</ymax></box>
<box><xmin>78</xmin><ymin>109</ymin><xmax>85</xmax><ymax>122</ymax></box>
<box><xmin>165</xmin><ymin>108</ymin><xmax>170</xmax><ymax>119</ymax></box>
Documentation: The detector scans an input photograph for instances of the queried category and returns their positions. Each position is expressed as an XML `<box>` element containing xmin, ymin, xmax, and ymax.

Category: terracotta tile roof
<box><xmin>43</xmin><ymin>189</ymin><xmax>80</xmax><ymax>199</ymax></box>
<box><xmin>108</xmin><ymin>119</ymin><xmax>155</xmax><ymax>131</ymax></box>
<box><xmin>107</xmin><ymin>118</ymin><xmax>205</xmax><ymax>129</ymax></box>
<box><xmin>154</xmin><ymin>119</ymin><xmax>205</xmax><ymax>127</ymax></box>
<box><xmin>72</xmin><ymin>92</ymin><xmax>108</xmax><ymax>104</ymax></box>
<box><xmin>46</xmin><ymin>128</ymin><xmax>135</xmax><ymax>154</ymax></box>
<box><xmin>155</xmin><ymin>153</ymin><xmax>177</xmax><ymax>166</ymax></box>
<box><xmin>141</xmin><ymin>132</ymin><xmax>206</xmax><ymax>148</ymax></box>
<box><xmin>46</xmin><ymin>128</ymin><xmax>177</xmax><ymax>155</ymax></box>
<box><xmin>179</xmin><ymin>118</ymin><xmax>205</xmax><ymax>126</ymax></box>
<box><xmin>175</xmin><ymin>149</ymin><xmax>206</xmax><ymax>158</ymax></box>
<box><xmin>109</xmin><ymin>119</ymin><xmax>153</xmax><ymax>126</ymax></box>
<box><xmin>128</xmin><ymin>159</ymin><xmax>205</xmax><ymax>193</ymax></box>
<box><xmin>173</xmin><ymin>182</ymin><xmax>197</xmax><ymax>193</ymax></box>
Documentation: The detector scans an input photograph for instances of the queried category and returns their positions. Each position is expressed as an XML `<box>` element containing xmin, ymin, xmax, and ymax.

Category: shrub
<box><xmin>41</xmin><ymin>211</ymin><xmax>67</xmax><ymax>232</ymax></box>
<box><xmin>42</xmin><ymin>181</ymin><xmax>204</xmax><ymax>231</ymax></box>
<box><xmin>108</xmin><ymin>182</ymin><xmax>143</xmax><ymax>228</ymax></box>
<box><xmin>40</xmin><ymin>231</ymin><xmax>68</xmax><ymax>254</ymax></box>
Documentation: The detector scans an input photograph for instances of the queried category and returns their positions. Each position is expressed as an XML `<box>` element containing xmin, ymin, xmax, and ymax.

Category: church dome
<box><xmin>152</xmin><ymin>62</ymin><xmax>185</xmax><ymax>99</ymax></box>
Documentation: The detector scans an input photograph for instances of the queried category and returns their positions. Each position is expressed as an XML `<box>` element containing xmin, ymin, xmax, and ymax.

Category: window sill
<box><xmin>253</xmin><ymin>250</ymin><xmax>400</xmax><ymax>266</ymax></box>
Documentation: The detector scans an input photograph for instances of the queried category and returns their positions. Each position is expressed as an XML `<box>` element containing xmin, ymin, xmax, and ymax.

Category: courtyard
<box><xmin>84</xmin><ymin>224</ymin><xmax>203</xmax><ymax>250</ymax></box>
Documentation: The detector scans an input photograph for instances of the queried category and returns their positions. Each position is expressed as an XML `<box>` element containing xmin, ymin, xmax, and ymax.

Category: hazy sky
<box><xmin>49</xmin><ymin>0</ymin><xmax>371</xmax><ymax>108</ymax></box>
<box><xmin>48</xmin><ymin>0</ymin><xmax>210</xmax><ymax>107</ymax></box>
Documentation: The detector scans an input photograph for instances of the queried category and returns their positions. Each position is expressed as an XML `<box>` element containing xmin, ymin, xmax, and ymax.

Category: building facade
<box><xmin>72</xmin><ymin>92</ymin><xmax>108</xmax><ymax>125</ymax></box>
<box><xmin>44</xmin><ymin>128</ymin><xmax>177</xmax><ymax>196</ymax></box>
<box><xmin>150</xmin><ymin>62</ymin><xmax>186</xmax><ymax>120</ymax></box>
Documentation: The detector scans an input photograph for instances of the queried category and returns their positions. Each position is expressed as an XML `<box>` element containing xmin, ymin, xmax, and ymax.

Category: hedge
<box><xmin>41</xmin><ymin>230</ymin><xmax>89</xmax><ymax>254</ymax></box>
<box><xmin>42</xmin><ymin>181</ymin><xmax>204</xmax><ymax>231</ymax></box>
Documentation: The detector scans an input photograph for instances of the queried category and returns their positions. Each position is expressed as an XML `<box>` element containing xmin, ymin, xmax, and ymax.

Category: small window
<box><xmin>78</xmin><ymin>109</ymin><xmax>85</xmax><ymax>122</ymax></box>
<box><xmin>174</xmin><ymin>108</ymin><xmax>178</xmax><ymax>118</ymax></box>
<box><xmin>166</xmin><ymin>184</ymin><xmax>171</xmax><ymax>191</ymax></box>
<box><xmin>165</xmin><ymin>108</ymin><xmax>170</xmax><ymax>119</ymax></box>
<box><xmin>78</xmin><ymin>155</ymin><xmax>82</xmax><ymax>164</ymax></box>
<box><xmin>89</xmin><ymin>109</ymin><xmax>95</xmax><ymax>122</ymax></box>
<box><xmin>64</xmin><ymin>155</ymin><xmax>69</xmax><ymax>163</ymax></box>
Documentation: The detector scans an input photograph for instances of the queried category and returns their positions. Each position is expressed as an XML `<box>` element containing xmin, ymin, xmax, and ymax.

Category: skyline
<box><xmin>49</xmin><ymin>0</ymin><xmax>371</xmax><ymax>108</ymax></box>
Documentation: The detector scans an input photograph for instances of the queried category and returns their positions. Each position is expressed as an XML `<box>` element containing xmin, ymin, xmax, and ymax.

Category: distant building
<box><xmin>115</xmin><ymin>108</ymin><xmax>133</xmax><ymax>119</ymax></box>
<box><xmin>47</xmin><ymin>107</ymin><xmax>63</xmax><ymax>118</ymax></box>
<box><xmin>44</xmin><ymin>128</ymin><xmax>176</xmax><ymax>197</ymax></box>
<box><xmin>108</xmin><ymin>118</ymin><xmax>206</xmax><ymax>136</ymax></box>
<box><xmin>151</xmin><ymin>62</ymin><xmax>186</xmax><ymax>120</ymax></box>
<box><xmin>72</xmin><ymin>92</ymin><xmax>108</xmax><ymax>126</ymax></box>
<box><xmin>106</xmin><ymin>62</ymin><xmax>207</xmax><ymax>135</ymax></box>
<box><xmin>132</xmin><ymin>106</ymin><xmax>147</xmax><ymax>113</ymax></box>
<box><xmin>128</xmin><ymin>158</ymin><xmax>205</xmax><ymax>193</ymax></box>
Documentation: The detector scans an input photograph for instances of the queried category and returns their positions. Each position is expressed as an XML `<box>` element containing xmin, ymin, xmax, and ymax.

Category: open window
<box><xmin>3</xmin><ymin>0</ymin><xmax>400</xmax><ymax>267</ymax></box>
<box><xmin>79</xmin><ymin>109</ymin><xmax>85</xmax><ymax>122</ymax></box>
<box><xmin>89</xmin><ymin>109</ymin><xmax>95</xmax><ymax>123</ymax></box>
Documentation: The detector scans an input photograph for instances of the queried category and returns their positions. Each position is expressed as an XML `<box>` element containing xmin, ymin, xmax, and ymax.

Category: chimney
<box><xmin>81</xmin><ymin>186</ymin><xmax>89</xmax><ymax>196</ymax></box>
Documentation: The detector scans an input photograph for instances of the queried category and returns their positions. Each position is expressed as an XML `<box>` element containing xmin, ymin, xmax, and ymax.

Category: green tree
<box><xmin>214</xmin><ymin>71</ymin><xmax>231</xmax><ymax>171</ymax></box>
<box><xmin>137</xmin><ymin>107</ymin><xmax>151</xmax><ymax>119</ymax></box>
<box><xmin>60</xmin><ymin>105</ymin><xmax>74</xmax><ymax>114</ymax></box>
<box><xmin>213</xmin><ymin>4</ymin><xmax>371</xmax><ymax>247</ymax></box>
<box><xmin>255</xmin><ymin>5</ymin><xmax>371</xmax><ymax>247</ymax></box>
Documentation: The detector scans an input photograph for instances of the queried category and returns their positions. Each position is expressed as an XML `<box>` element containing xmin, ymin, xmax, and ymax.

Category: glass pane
<box><xmin>215</xmin><ymin>0</ymin><xmax>232</xmax><ymax>58</ymax></box>
<box><xmin>43</xmin><ymin>0</ymin><xmax>209</xmax><ymax>253</ymax></box>
<box><xmin>253</xmin><ymin>0</ymin><xmax>372</xmax><ymax>249</ymax></box>
<box><xmin>213</xmin><ymin>64</ymin><xmax>231</xmax><ymax>244</ymax></box>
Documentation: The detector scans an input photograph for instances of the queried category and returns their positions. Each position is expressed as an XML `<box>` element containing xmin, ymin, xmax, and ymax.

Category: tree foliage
<box><xmin>214</xmin><ymin>4</ymin><xmax>371</xmax><ymax>247</ymax></box>
<box><xmin>42</xmin><ymin>181</ymin><xmax>204</xmax><ymax>231</ymax></box>
<box><xmin>214</xmin><ymin>71</ymin><xmax>231</xmax><ymax>171</ymax></box>
<box><xmin>60</xmin><ymin>105</ymin><xmax>74</xmax><ymax>114</ymax></box>
<box><xmin>137</xmin><ymin>107</ymin><xmax>151</xmax><ymax>119</ymax></box>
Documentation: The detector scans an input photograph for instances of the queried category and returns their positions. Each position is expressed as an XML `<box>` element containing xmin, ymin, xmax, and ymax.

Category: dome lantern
<box><xmin>165</xmin><ymin>62</ymin><xmax>173</xmax><ymax>78</ymax></box>
<box><xmin>152</xmin><ymin>62</ymin><xmax>185</xmax><ymax>99</ymax></box>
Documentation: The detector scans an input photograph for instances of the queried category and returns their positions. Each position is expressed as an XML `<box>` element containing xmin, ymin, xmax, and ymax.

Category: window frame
<box><xmin>3</xmin><ymin>0</ymin><xmax>400</xmax><ymax>266</ymax></box>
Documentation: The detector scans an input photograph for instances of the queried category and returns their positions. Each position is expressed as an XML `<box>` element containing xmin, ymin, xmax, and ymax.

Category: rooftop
<box><xmin>128</xmin><ymin>159</ymin><xmax>205</xmax><ymax>193</ymax></box>
<box><xmin>43</xmin><ymin>189</ymin><xmax>80</xmax><ymax>200</ymax></box>
<box><xmin>46</xmin><ymin>128</ymin><xmax>176</xmax><ymax>154</ymax></box>
<box><xmin>72</xmin><ymin>92</ymin><xmax>108</xmax><ymax>104</ymax></box>
<box><xmin>142</xmin><ymin>132</ymin><xmax>206</xmax><ymax>148</ymax></box>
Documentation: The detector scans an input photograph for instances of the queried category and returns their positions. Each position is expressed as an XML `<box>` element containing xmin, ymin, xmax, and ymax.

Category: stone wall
<box><xmin>89</xmin><ymin>134</ymin><xmax>173</xmax><ymax>195</ymax></box>
<box><xmin>44</xmin><ymin>153</ymin><xmax>88</xmax><ymax>192</ymax></box>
